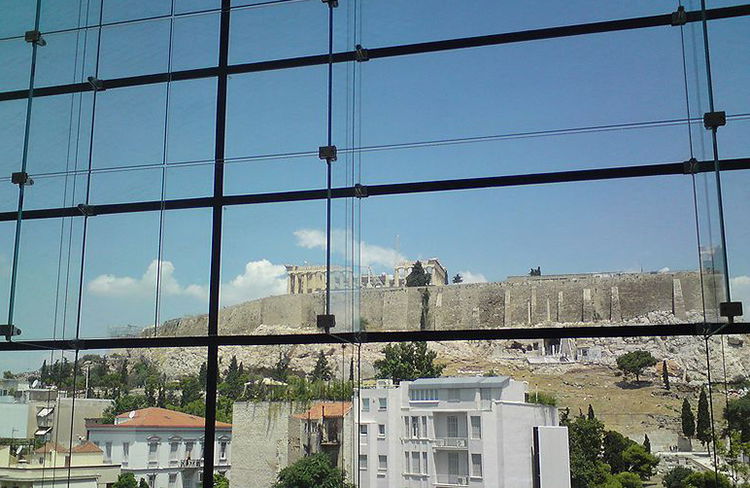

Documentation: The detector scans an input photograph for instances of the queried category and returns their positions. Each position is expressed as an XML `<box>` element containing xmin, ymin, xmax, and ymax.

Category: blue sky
<box><xmin>0</xmin><ymin>1</ymin><xmax>748</xmax><ymax>372</ymax></box>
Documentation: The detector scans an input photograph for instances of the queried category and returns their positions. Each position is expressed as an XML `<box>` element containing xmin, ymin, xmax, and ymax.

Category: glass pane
<box><xmin>359</xmin><ymin>181</ymin><xmax>702</xmax><ymax>333</ymax></box>
<box><xmin>11</xmin><ymin>216</ymin><xmax>85</xmax><ymax>340</ymax></box>
<box><xmin>101</xmin><ymin>0</ymin><xmax>171</xmax><ymax>24</ymax></box>
<box><xmin>0</xmin><ymin>38</ymin><xmax>31</xmax><ymax>92</ymax></box>
<box><xmin>0</xmin><ymin>99</ymin><xmax>28</xmax><ymax>190</ymax></box>
<box><xmin>172</xmin><ymin>11</ymin><xmax>220</xmax><ymax>71</ymax></box>
<box><xmin>80</xmin><ymin>209</ymin><xmax>210</xmax><ymax>338</ymax></box>
<box><xmin>229</xmin><ymin>1</ymin><xmax>327</xmax><ymax>64</ymax></box>
<box><xmin>34</xmin><ymin>28</ymin><xmax>98</xmax><ymax>88</ymax></box>
<box><xmin>98</xmin><ymin>18</ymin><xmax>171</xmax><ymax>80</ymax></box>
<box><xmin>357</xmin><ymin>27</ymin><xmax>689</xmax><ymax>184</ymax></box>
<box><xmin>40</xmin><ymin>0</ymin><xmax>101</xmax><ymax>32</ymax></box>
<box><xmin>166</xmin><ymin>78</ymin><xmax>216</xmax><ymax>165</ymax></box>
<box><xmin>92</xmin><ymin>84</ymin><xmax>167</xmax><ymax>169</ymax></box>
<box><xmin>0</xmin><ymin>0</ymin><xmax>36</xmax><ymax>39</ymax></box>
<box><xmin>0</xmin><ymin>221</ymin><xmax>16</xmax><ymax>326</ymax></box>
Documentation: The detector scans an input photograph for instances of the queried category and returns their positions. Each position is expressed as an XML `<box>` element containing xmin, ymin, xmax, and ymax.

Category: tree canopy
<box><xmin>374</xmin><ymin>342</ymin><xmax>444</xmax><ymax>384</ymax></box>
<box><xmin>682</xmin><ymin>398</ymin><xmax>696</xmax><ymax>438</ymax></box>
<box><xmin>725</xmin><ymin>392</ymin><xmax>750</xmax><ymax>442</ymax></box>
<box><xmin>273</xmin><ymin>453</ymin><xmax>353</xmax><ymax>488</ymax></box>
<box><xmin>311</xmin><ymin>351</ymin><xmax>333</xmax><ymax>382</ymax></box>
<box><xmin>696</xmin><ymin>388</ymin><xmax>711</xmax><ymax>447</ymax></box>
<box><xmin>405</xmin><ymin>261</ymin><xmax>431</xmax><ymax>287</ymax></box>
<box><xmin>616</xmin><ymin>351</ymin><xmax>657</xmax><ymax>382</ymax></box>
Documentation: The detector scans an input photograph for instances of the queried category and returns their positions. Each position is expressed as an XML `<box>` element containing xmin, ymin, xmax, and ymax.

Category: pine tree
<box><xmin>643</xmin><ymin>434</ymin><xmax>651</xmax><ymax>453</ymax></box>
<box><xmin>681</xmin><ymin>398</ymin><xmax>695</xmax><ymax>438</ymax></box>
<box><xmin>225</xmin><ymin>356</ymin><xmax>239</xmax><ymax>383</ymax></box>
<box><xmin>696</xmin><ymin>389</ymin><xmax>711</xmax><ymax>447</ymax></box>
<box><xmin>662</xmin><ymin>360</ymin><xmax>670</xmax><ymax>390</ymax></box>
<box><xmin>587</xmin><ymin>404</ymin><xmax>596</xmax><ymax>420</ymax></box>
<box><xmin>40</xmin><ymin>360</ymin><xmax>48</xmax><ymax>384</ymax></box>
<box><xmin>405</xmin><ymin>261</ymin><xmax>431</xmax><ymax>287</ymax></box>
<box><xmin>198</xmin><ymin>362</ymin><xmax>207</xmax><ymax>387</ymax></box>
<box><xmin>311</xmin><ymin>351</ymin><xmax>333</xmax><ymax>382</ymax></box>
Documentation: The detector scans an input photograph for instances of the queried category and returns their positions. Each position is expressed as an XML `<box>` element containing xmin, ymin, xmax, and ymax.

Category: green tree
<box><xmin>588</xmin><ymin>404</ymin><xmax>596</xmax><ymax>420</ymax></box>
<box><xmin>405</xmin><ymin>261</ymin><xmax>431</xmax><ymax>287</ymax></box>
<box><xmin>621</xmin><ymin>443</ymin><xmax>658</xmax><ymax>480</ymax></box>
<box><xmin>683</xmin><ymin>470</ymin><xmax>732</xmax><ymax>488</ymax></box>
<box><xmin>724</xmin><ymin>392</ymin><xmax>750</xmax><ymax>442</ymax></box>
<box><xmin>112</xmin><ymin>473</ymin><xmax>139</xmax><ymax>488</ymax></box>
<box><xmin>138</xmin><ymin>479</ymin><xmax>149</xmax><ymax>488</ymax></box>
<box><xmin>3</xmin><ymin>371</ymin><xmax>13</xmax><ymax>379</ymax></box>
<box><xmin>615</xmin><ymin>351</ymin><xmax>657</xmax><ymax>383</ymax></box>
<box><xmin>696</xmin><ymin>388</ymin><xmax>711</xmax><ymax>447</ymax></box>
<box><xmin>272</xmin><ymin>351</ymin><xmax>292</xmax><ymax>382</ymax></box>
<box><xmin>642</xmin><ymin>434</ymin><xmax>650</xmax><ymax>453</ymax></box>
<box><xmin>613</xmin><ymin>471</ymin><xmax>643</xmax><ymax>488</ymax></box>
<box><xmin>662</xmin><ymin>360</ymin><xmax>670</xmax><ymax>390</ymax></box>
<box><xmin>374</xmin><ymin>342</ymin><xmax>444</xmax><ymax>384</ymax></box>
<box><xmin>311</xmin><ymin>351</ymin><xmax>333</xmax><ymax>382</ymax></box>
<box><xmin>452</xmin><ymin>273</ymin><xmax>463</xmax><ymax>284</ymax></box>
<box><xmin>603</xmin><ymin>430</ymin><xmax>632</xmax><ymax>473</ymax></box>
<box><xmin>663</xmin><ymin>466</ymin><xmax>694</xmax><ymax>488</ymax></box>
<box><xmin>206</xmin><ymin>473</ymin><xmax>229</xmax><ymax>488</ymax></box>
<box><xmin>526</xmin><ymin>391</ymin><xmax>557</xmax><ymax>406</ymax></box>
<box><xmin>102</xmin><ymin>394</ymin><xmax>149</xmax><ymax>423</ymax></box>
<box><xmin>682</xmin><ymin>398</ymin><xmax>696</xmax><ymax>438</ymax></box>
<box><xmin>180</xmin><ymin>376</ymin><xmax>203</xmax><ymax>407</ymax></box>
<box><xmin>565</xmin><ymin>415</ymin><xmax>606</xmax><ymax>488</ymax></box>
<box><xmin>198</xmin><ymin>362</ymin><xmax>207</xmax><ymax>387</ymax></box>
<box><xmin>273</xmin><ymin>453</ymin><xmax>353</xmax><ymax>488</ymax></box>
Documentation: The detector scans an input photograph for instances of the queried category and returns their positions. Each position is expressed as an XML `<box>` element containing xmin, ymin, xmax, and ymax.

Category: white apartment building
<box><xmin>355</xmin><ymin>377</ymin><xmax>570</xmax><ymax>488</ymax></box>
<box><xmin>87</xmin><ymin>407</ymin><xmax>231</xmax><ymax>488</ymax></box>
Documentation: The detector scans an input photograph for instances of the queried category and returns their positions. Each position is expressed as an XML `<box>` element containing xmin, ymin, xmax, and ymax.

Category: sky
<box><xmin>0</xmin><ymin>0</ymin><xmax>748</xmax><ymax>372</ymax></box>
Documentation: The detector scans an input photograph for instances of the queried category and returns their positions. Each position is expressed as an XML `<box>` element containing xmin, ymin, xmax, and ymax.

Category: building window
<box><xmin>362</xmin><ymin>398</ymin><xmax>370</xmax><ymax>412</ymax></box>
<box><xmin>185</xmin><ymin>441</ymin><xmax>193</xmax><ymax>460</ymax></box>
<box><xmin>378</xmin><ymin>397</ymin><xmax>387</xmax><ymax>411</ymax></box>
<box><xmin>422</xmin><ymin>452</ymin><xmax>428</xmax><ymax>474</ymax></box>
<box><xmin>471</xmin><ymin>416</ymin><xmax>482</xmax><ymax>439</ymax></box>
<box><xmin>404</xmin><ymin>452</ymin><xmax>410</xmax><ymax>473</ymax></box>
<box><xmin>480</xmin><ymin>388</ymin><xmax>491</xmax><ymax>401</ymax></box>
<box><xmin>148</xmin><ymin>474</ymin><xmax>156</xmax><ymax>488</ymax></box>
<box><xmin>122</xmin><ymin>442</ymin><xmax>129</xmax><ymax>466</ymax></box>
<box><xmin>409</xmin><ymin>388</ymin><xmax>438</xmax><ymax>401</ymax></box>
<box><xmin>378</xmin><ymin>455</ymin><xmax>387</xmax><ymax>471</ymax></box>
<box><xmin>411</xmin><ymin>451</ymin><xmax>421</xmax><ymax>474</ymax></box>
<box><xmin>448</xmin><ymin>388</ymin><xmax>460</xmax><ymax>402</ymax></box>
<box><xmin>359</xmin><ymin>424</ymin><xmax>368</xmax><ymax>436</ymax></box>
<box><xmin>149</xmin><ymin>442</ymin><xmax>159</xmax><ymax>463</ymax></box>
<box><xmin>411</xmin><ymin>416</ymin><xmax>420</xmax><ymax>438</ymax></box>
<box><xmin>219</xmin><ymin>441</ymin><xmax>227</xmax><ymax>460</ymax></box>
<box><xmin>471</xmin><ymin>453</ymin><xmax>483</xmax><ymax>478</ymax></box>
<box><xmin>378</xmin><ymin>424</ymin><xmax>386</xmax><ymax>437</ymax></box>
<box><xmin>168</xmin><ymin>473</ymin><xmax>177</xmax><ymax>488</ymax></box>
<box><xmin>403</xmin><ymin>416</ymin><xmax>409</xmax><ymax>435</ymax></box>
<box><xmin>105</xmin><ymin>442</ymin><xmax>112</xmax><ymax>462</ymax></box>
<box><xmin>170</xmin><ymin>442</ymin><xmax>179</xmax><ymax>464</ymax></box>
<box><xmin>421</xmin><ymin>416</ymin><xmax>428</xmax><ymax>438</ymax></box>
<box><xmin>359</xmin><ymin>455</ymin><xmax>367</xmax><ymax>470</ymax></box>
<box><xmin>447</xmin><ymin>415</ymin><xmax>459</xmax><ymax>438</ymax></box>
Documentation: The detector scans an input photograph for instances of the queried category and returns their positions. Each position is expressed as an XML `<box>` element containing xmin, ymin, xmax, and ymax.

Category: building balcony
<box><xmin>434</xmin><ymin>474</ymin><xmax>469</xmax><ymax>486</ymax></box>
<box><xmin>179</xmin><ymin>459</ymin><xmax>203</xmax><ymax>469</ymax></box>
<box><xmin>432</xmin><ymin>437</ymin><xmax>469</xmax><ymax>449</ymax></box>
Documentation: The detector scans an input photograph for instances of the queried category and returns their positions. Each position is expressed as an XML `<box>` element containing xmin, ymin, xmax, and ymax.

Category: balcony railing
<box><xmin>435</xmin><ymin>474</ymin><xmax>469</xmax><ymax>486</ymax></box>
<box><xmin>179</xmin><ymin>459</ymin><xmax>203</xmax><ymax>469</ymax></box>
<box><xmin>432</xmin><ymin>437</ymin><xmax>468</xmax><ymax>448</ymax></box>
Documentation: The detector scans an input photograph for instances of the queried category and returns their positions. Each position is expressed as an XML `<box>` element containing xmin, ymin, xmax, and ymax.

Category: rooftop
<box><xmin>34</xmin><ymin>442</ymin><xmax>68</xmax><ymax>454</ymax></box>
<box><xmin>91</xmin><ymin>407</ymin><xmax>231</xmax><ymax>429</ymax></box>
<box><xmin>293</xmin><ymin>402</ymin><xmax>352</xmax><ymax>420</ymax></box>
<box><xmin>70</xmin><ymin>442</ymin><xmax>102</xmax><ymax>454</ymax></box>
<box><xmin>410</xmin><ymin>376</ymin><xmax>510</xmax><ymax>389</ymax></box>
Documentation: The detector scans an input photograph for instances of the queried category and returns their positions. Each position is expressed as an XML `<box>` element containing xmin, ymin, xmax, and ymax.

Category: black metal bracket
<box><xmin>683</xmin><ymin>157</ymin><xmax>699</xmax><ymax>175</ymax></box>
<box><xmin>703</xmin><ymin>111</ymin><xmax>726</xmax><ymax>130</ymax></box>
<box><xmin>355</xmin><ymin>44</ymin><xmax>370</xmax><ymax>62</ymax></box>
<box><xmin>720</xmin><ymin>301</ymin><xmax>743</xmax><ymax>320</ymax></box>
<box><xmin>317</xmin><ymin>314</ymin><xmax>336</xmax><ymax>332</ymax></box>
<box><xmin>11</xmin><ymin>172</ymin><xmax>33</xmax><ymax>186</ymax></box>
<box><xmin>0</xmin><ymin>324</ymin><xmax>22</xmax><ymax>340</ymax></box>
<box><xmin>671</xmin><ymin>6</ymin><xmax>687</xmax><ymax>26</ymax></box>
<box><xmin>354</xmin><ymin>183</ymin><xmax>368</xmax><ymax>198</ymax></box>
<box><xmin>87</xmin><ymin>76</ymin><xmax>105</xmax><ymax>92</ymax></box>
<box><xmin>77</xmin><ymin>204</ymin><xmax>96</xmax><ymax>217</ymax></box>
<box><xmin>24</xmin><ymin>30</ymin><xmax>46</xmax><ymax>46</ymax></box>
<box><xmin>321</xmin><ymin>0</ymin><xmax>338</xmax><ymax>7</ymax></box>
<box><xmin>318</xmin><ymin>145</ymin><xmax>337</xmax><ymax>162</ymax></box>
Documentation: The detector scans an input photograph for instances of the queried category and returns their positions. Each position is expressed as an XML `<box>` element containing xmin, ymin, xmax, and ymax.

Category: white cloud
<box><xmin>457</xmin><ymin>270</ymin><xmax>488</xmax><ymax>284</ymax></box>
<box><xmin>730</xmin><ymin>275</ymin><xmax>750</xmax><ymax>319</ymax></box>
<box><xmin>220</xmin><ymin>259</ymin><xmax>287</xmax><ymax>306</ymax></box>
<box><xmin>294</xmin><ymin>228</ymin><xmax>405</xmax><ymax>269</ymax></box>
<box><xmin>88</xmin><ymin>260</ymin><xmax>206</xmax><ymax>299</ymax></box>
<box><xmin>88</xmin><ymin>259</ymin><xmax>288</xmax><ymax>307</ymax></box>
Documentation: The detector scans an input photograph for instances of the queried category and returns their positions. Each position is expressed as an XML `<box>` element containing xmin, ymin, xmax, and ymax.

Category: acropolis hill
<box><xmin>157</xmin><ymin>270</ymin><xmax>708</xmax><ymax>336</ymax></box>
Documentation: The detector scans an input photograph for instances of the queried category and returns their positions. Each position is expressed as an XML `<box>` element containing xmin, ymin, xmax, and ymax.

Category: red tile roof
<box><xmin>34</xmin><ymin>442</ymin><xmax>68</xmax><ymax>454</ymax></box>
<box><xmin>105</xmin><ymin>407</ymin><xmax>231</xmax><ymax>429</ymax></box>
<box><xmin>70</xmin><ymin>441</ymin><xmax>102</xmax><ymax>454</ymax></box>
<box><xmin>294</xmin><ymin>402</ymin><xmax>352</xmax><ymax>420</ymax></box>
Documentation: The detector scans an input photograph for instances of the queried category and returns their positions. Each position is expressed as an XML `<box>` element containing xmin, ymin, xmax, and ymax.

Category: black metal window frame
<box><xmin>1</xmin><ymin>3</ymin><xmax>749</xmax><ymax>485</ymax></box>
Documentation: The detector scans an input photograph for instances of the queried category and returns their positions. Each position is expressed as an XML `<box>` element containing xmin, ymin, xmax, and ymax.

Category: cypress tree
<box><xmin>662</xmin><ymin>360</ymin><xmax>670</xmax><ymax>390</ymax></box>
<box><xmin>643</xmin><ymin>434</ymin><xmax>651</xmax><ymax>453</ymax></box>
<box><xmin>696</xmin><ymin>389</ymin><xmax>711</xmax><ymax>447</ymax></box>
<box><xmin>681</xmin><ymin>398</ymin><xmax>695</xmax><ymax>438</ymax></box>
<box><xmin>587</xmin><ymin>404</ymin><xmax>596</xmax><ymax>420</ymax></box>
